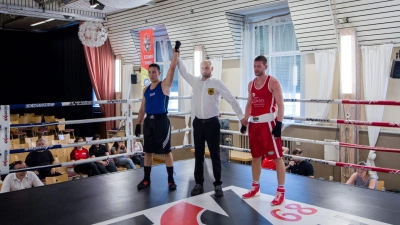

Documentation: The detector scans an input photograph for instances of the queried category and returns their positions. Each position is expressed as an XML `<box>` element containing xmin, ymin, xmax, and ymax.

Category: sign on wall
<box><xmin>139</xmin><ymin>29</ymin><xmax>154</xmax><ymax>89</ymax></box>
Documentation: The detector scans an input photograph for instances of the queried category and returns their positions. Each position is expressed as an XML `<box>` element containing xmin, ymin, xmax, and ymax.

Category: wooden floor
<box><xmin>0</xmin><ymin>158</ymin><xmax>399</xmax><ymax>225</ymax></box>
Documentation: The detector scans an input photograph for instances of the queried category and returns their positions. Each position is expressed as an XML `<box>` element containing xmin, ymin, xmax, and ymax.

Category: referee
<box><xmin>177</xmin><ymin>56</ymin><xmax>247</xmax><ymax>197</ymax></box>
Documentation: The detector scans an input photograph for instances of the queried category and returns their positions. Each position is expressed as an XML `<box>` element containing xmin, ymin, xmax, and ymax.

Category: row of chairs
<box><xmin>10</xmin><ymin>113</ymin><xmax>74</xmax><ymax>140</ymax></box>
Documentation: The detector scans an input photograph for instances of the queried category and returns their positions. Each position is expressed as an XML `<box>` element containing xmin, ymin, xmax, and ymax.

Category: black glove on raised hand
<box><xmin>272</xmin><ymin>121</ymin><xmax>282</xmax><ymax>138</ymax></box>
<box><xmin>135</xmin><ymin>124</ymin><xmax>141</xmax><ymax>137</ymax></box>
<box><xmin>175</xmin><ymin>41</ymin><xmax>181</xmax><ymax>52</ymax></box>
<box><xmin>240</xmin><ymin>125</ymin><xmax>247</xmax><ymax>134</ymax></box>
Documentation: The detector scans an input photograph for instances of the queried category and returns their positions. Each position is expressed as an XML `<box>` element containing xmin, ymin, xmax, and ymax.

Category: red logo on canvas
<box><xmin>161</xmin><ymin>202</ymin><xmax>204</xmax><ymax>225</ymax></box>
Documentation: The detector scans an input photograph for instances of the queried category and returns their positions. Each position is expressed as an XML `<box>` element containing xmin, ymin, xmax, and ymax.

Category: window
<box><xmin>154</xmin><ymin>37</ymin><xmax>179</xmax><ymax>112</ymax></box>
<box><xmin>252</xmin><ymin>15</ymin><xmax>302</xmax><ymax>117</ymax></box>
<box><xmin>93</xmin><ymin>89</ymin><xmax>100</xmax><ymax>109</ymax></box>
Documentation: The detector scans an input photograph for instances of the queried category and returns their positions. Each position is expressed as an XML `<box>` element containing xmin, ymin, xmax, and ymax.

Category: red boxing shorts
<box><xmin>248</xmin><ymin>119</ymin><xmax>283</xmax><ymax>159</ymax></box>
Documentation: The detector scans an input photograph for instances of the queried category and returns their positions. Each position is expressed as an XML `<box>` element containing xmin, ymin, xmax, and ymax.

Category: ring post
<box><xmin>0</xmin><ymin>105</ymin><xmax>10</xmax><ymax>175</ymax></box>
<box><xmin>125</xmin><ymin>100</ymin><xmax>134</xmax><ymax>153</ymax></box>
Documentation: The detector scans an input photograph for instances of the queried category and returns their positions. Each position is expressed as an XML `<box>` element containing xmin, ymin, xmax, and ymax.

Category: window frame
<box><xmin>252</xmin><ymin>20</ymin><xmax>303</xmax><ymax>117</ymax></box>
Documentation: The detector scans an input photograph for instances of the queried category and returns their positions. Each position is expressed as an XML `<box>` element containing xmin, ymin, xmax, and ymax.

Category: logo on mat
<box><xmin>93</xmin><ymin>185</ymin><xmax>386</xmax><ymax>225</ymax></box>
<box><xmin>208</xmin><ymin>88</ymin><xmax>215</xmax><ymax>95</ymax></box>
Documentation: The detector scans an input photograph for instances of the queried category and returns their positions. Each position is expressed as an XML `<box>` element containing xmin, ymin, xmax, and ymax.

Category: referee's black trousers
<box><xmin>193</xmin><ymin>117</ymin><xmax>222</xmax><ymax>186</ymax></box>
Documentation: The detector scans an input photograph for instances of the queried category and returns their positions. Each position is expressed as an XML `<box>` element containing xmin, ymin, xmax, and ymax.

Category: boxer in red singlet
<box><xmin>240</xmin><ymin>55</ymin><xmax>286</xmax><ymax>206</ymax></box>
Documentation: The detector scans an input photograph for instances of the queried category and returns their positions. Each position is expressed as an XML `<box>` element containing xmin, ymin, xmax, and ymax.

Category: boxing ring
<box><xmin>0</xmin><ymin>97</ymin><xmax>400</xmax><ymax>225</ymax></box>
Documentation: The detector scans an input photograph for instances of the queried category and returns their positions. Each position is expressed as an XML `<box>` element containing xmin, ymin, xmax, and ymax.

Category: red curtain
<box><xmin>83</xmin><ymin>38</ymin><xmax>115</xmax><ymax>132</ymax></box>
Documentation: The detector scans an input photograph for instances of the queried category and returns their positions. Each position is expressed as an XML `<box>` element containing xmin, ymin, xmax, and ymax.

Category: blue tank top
<box><xmin>144</xmin><ymin>81</ymin><xmax>169</xmax><ymax>114</ymax></box>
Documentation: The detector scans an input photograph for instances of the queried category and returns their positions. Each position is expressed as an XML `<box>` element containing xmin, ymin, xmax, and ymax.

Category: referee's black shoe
<box><xmin>215</xmin><ymin>185</ymin><xmax>224</xmax><ymax>197</ymax></box>
<box><xmin>137</xmin><ymin>179</ymin><xmax>151</xmax><ymax>189</ymax></box>
<box><xmin>191</xmin><ymin>184</ymin><xmax>204</xmax><ymax>196</ymax></box>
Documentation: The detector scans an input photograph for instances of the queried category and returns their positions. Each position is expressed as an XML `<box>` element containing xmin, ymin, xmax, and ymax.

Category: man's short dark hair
<box><xmin>149</xmin><ymin>63</ymin><xmax>160</xmax><ymax>72</ymax></box>
<box><xmin>10</xmin><ymin>160</ymin><xmax>24</xmax><ymax>170</ymax></box>
<box><xmin>292</xmin><ymin>148</ymin><xmax>302</xmax><ymax>155</ymax></box>
<box><xmin>93</xmin><ymin>134</ymin><xmax>101</xmax><ymax>140</ymax></box>
<box><xmin>254</xmin><ymin>55</ymin><xmax>268</xmax><ymax>65</ymax></box>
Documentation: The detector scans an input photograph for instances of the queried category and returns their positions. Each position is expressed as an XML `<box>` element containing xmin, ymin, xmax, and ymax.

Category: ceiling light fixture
<box><xmin>89</xmin><ymin>0</ymin><xmax>105</xmax><ymax>10</ymax></box>
<box><xmin>30</xmin><ymin>18</ymin><xmax>55</xmax><ymax>26</ymax></box>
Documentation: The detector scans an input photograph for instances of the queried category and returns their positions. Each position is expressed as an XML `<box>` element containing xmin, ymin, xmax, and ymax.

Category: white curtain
<box><xmin>314</xmin><ymin>49</ymin><xmax>337</xmax><ymax>120</ymax></box>
<box><xmin>120</xmin><ymin>63</ymin><xmax>134</xmax><ymax>129</ymax></box>
<box><xmin>121</xmin><ymin>64</ymin><xmax>134</xmax><ymax>112</ymax></box>
<box><xmin>178</xmin><ymin>59</ymin><xmax>194</xmax><ymax>145</ymax></box>
<box><xmin>241</xmin><ymin>23</ymin><xmax>255</xmax><ymax>110</ymax></box>
<box><xmin>361</xmin><ymin>43</ymin><xmax>393</xmax><ymax>177</ymax></box>
<box><xmin>209</xmin><ymin>57</ymin><xmax>222</xmax><ymax>80</ymax></box>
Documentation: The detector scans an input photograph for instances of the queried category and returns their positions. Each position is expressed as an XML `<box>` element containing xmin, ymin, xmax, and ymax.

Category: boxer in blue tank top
<box><xmin>135</xmin><ymin>41</ymin><xmax>180</xmax><ymax>191</ymax></box>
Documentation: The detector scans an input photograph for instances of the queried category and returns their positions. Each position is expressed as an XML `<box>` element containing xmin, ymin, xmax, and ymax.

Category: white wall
<box><xmin>220</xmin><ymin>59</ymin><xmax>242</xmax><ymax>113</ymax></box>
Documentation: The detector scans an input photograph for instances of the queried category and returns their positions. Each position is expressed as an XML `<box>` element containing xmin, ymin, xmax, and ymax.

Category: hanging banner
<box><xmin>139</xmin><ymin>29</ymin><xmax>154</xmax><ymax>89</ymax></box>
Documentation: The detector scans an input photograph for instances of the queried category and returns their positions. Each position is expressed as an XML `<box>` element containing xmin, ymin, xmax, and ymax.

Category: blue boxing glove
<box><xmin>240</xmin><ymin>125</ymin><xmax>247</xmax><ymax>134</ymax></box>
<box><xmin>272</xmin><ymin>121</ymin><xmax>282</xmax><ymax>138</ymax></box>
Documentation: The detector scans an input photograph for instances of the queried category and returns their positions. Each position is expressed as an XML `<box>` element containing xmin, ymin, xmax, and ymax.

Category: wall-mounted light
<box><xmin>194</xmin><ymin>45</ymin><xmax>205</xmax><ymax>77</ymax></box>
<box><xmin>31</xmin><ymin>18</ymin><xmax>54</xmax><ymax>26</ymax></box>
<box><xmin>340</xmin><ymin>28</ymin><xmax>356</xmax><ymax>94</ymax></box>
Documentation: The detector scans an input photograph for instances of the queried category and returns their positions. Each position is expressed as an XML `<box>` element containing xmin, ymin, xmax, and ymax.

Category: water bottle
<box><xmin>382</xmin><ymin>187</ymin><xmax>385</xmax><ymax>191</ymax></box>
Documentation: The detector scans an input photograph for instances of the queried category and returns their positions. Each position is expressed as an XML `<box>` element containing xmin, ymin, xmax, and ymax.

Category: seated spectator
<box><xmin>25</xmin><ymin>138</ymin><xmax>62</xmax><ymax>180</ymax></box>
<box><xmin>286</xmin><ymin>148</ymin><xmax>314</xmax><ymax>178</ymax></box>
<box><xmin>131</xmin><ymin>140</ymin><xmax>144</xmax><ymax>167</ymax></box>
<box><xmin>111</xmin><ymin>141</ymin><xmax>136</xmax><ymax>170</ymax></box>
<box><xmin>346</xmin><ymin>161</ymin><xmax>377</xmax><ymax>189</ymax></box>
<box><xmin>1</xmin><ymin>161</ymin><xmax>43</xmax><ymax>193</ymax></box>
<box><xmin>89</xmin><ymin>134</ymin><xmax>117</xmax><ymax>174</ymax></box>
<box><xmin>70</xmin><ymin>137</ymin><xmax>101</xmax><ymax>176</ymax></box>
<box><xmin>262</xmin><ymin>147</ymin><xmax>289</xmax><ymax>170</ymax></box>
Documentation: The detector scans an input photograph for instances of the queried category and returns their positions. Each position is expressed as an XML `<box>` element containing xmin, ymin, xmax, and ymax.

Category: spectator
<box><xmin>286</xmin><ymin>149</ymin><xmax>314</xmax><ymax>178</ymax></box>
<box><xmin>111</xmin><ymin>141</ymin><xmax>136</xmax><ymax>170</ymax></box>
<box><xmin>70</xmin><ymin>137</ymin><xmax>101</xmax><ymax>176</ymax></box>
<box><xmin>1</xmin><ymin>161</ymin><xmax>43</xmax><ymax>193</ymax></box>
<box><xmin>89</xmin><ymin>134</ymin><xmax>117</xmax><ymax>174</ymax></box>
<box><xmin>25</xmin><ymin>138</ymin><xmax>62</xmax><ymax>179</ymax></box>
<box><xmin>346</xmin><ymin>161</ymin><xmax>377</xmax><ymax>189</ymax></box>
<box><xmin>131</xmin><ymin>140</ymin><xmax>144</xmax><ymax>167</ymax></box>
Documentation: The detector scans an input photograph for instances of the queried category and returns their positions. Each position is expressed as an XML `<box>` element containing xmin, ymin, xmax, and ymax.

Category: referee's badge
<box><xmin>208</xmin><ymin>88</ymin><xmax>215</xmax><ymax>95</ymax></box>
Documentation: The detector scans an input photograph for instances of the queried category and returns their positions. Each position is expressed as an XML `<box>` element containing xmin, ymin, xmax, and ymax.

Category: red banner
<box><xmin>139</xmin><ymin>29</ymin><xmax>154</xmax><ymax>88</ymax></box>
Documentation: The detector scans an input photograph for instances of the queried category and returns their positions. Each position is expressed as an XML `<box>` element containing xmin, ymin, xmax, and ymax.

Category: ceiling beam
<box><xmin>0</xmin><ymin>3</ymin><xmax>106</xmax><ymax>22</ymax></box>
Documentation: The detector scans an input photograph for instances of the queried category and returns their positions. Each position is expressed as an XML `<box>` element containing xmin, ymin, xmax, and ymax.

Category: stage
<box><xmin>0</xmin><ymin>158</ymin><xmax>398</xmax><ymax>225</ymax></box>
